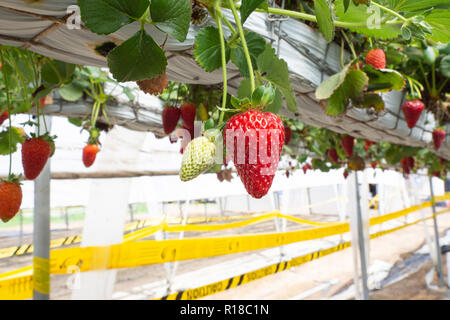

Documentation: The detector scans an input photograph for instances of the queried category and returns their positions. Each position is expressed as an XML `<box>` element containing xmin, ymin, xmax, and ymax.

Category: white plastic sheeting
<box><xmin>0</xmin><ymin>1</ymin><xmax>448</xmax><ymax>159</ymax></box>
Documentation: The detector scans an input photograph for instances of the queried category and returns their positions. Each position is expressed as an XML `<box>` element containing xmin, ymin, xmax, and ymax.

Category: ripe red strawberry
<box><xmin>83</xmin><ymin>144</ymin><xmax>100</xmax><ymax>168</ymax></box>
<box><xmin>371</xmin><ymin>160</ymin><xmax>377</xmax><ymax>169</ymax></box>
<box><xmin>341</xmin><ymin>136</ymin><xmax>354</xmax><ymax>157</ymax></box>
<box><xmin>302</xmin><ymin>164</ymin><xmax>312</xmax><ymax>174</ymax></box>
<box><xmin>343</xmin><ymin>170</ymin><xmax>349</xmax><ymax>179</ymax></box>
<box><xmin>225</xmin><ymin>110</ymin><xmax>285</xmax><ymax>199</ymax></box>
<box><xmin>0</xmin><ymin>109</ymin><xmax>8</xmax><ymax>125</ymax></box>
<box><xmin>407</xmin><ymin>157</ymin><xmax>415</xmax><ymax>170</ymax></box>
<box><xmin>162</xmin><ymin>106</ymin><xmax>180</xmax><ymax>135</ymax></box>
<box><xmin>0</xmin><ymin>181</ymin><xmax>22</xmax><ymax>222</ymax></box>
<box><xmin>285</xmin><ymin>170</ymin><xmax>290</xmax><ymax>178</ymax></box>
<box><xmin>284</xmin><ymin>127</ymin><xmax>292</xmax><ymax>145</ymax></box>
<box><xmin>180</xmin><ymin>102</ymin><xmax>196</xmax><ymax>129</ymax></box>
<box><xmin>365</xmin><ymin>49</ymin><xmax>386</xmax><ymax>69</ymax></box>
<box><xmin>328</xmin><ymin>148</ymin><xmax>339</xmax><ymax>163</ymax></box>
<box><xmin>22</xmin><ymin>137</ymin><xmax>51</xmax><ymax>180</ymax></box>
<box><xmin>402</xmin><ymin>100</ymin><xmax>424</xmax><ymax>129</ymax></box>
<box><xmin>432</xmin><ymin>129</ymin><xmax>446</xmax><ymax>149</ymax></box>
<box><xmin>400</xmin><ymin>157</ymin><xmax>410</xmax><ymax>175</ymax></box>
<box><xmin>432</xmin><ymin>171</ymin><xmax>441</xmax><ymax>178</ymax></box>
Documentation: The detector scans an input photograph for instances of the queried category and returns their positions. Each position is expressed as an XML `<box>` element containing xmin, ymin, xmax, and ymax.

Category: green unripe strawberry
<box><xmin>180</xmin><ymin>136</ymin><xmax>216</xmax><ymax>182</ymax></box>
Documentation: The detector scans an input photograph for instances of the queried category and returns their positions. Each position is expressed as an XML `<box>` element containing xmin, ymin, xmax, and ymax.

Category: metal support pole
<box><xmin>129</xmin><ymin>204</ymin><xmax>134</xmax><ymax>222</ymax></box>
<box><xmin>33</xmin><ymin>116</ymin><xmax>52</xmax><ymax>300</ymax></box>
<box><xmin>64</xmin><ymin>207</ymin><xmax>69</xmax><ymax>231</ymax></box>
<box><xmin>19</xmin><ymin>210</ymin><xmax>23</xmax><ymax>245</ymax></box>
<box><xmin>306</xmin><ymin>187</ymin><xmax>312</xmax><ymax>215</ymax></box>
<box><xmin>354</xmin><ymin>172</ymin><xmax>369</xmax><ymax>300</ymax></box>
<box><xmin>428</xmin><ymin>177</ymin><xmax>445</xmax><ymax>287</ymax></box>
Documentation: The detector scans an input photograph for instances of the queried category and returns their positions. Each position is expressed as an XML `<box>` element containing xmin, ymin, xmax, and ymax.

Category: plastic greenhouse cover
<box><xmin>0</xmin><ymin>1</ymin><xmax>448</xmax><ymax>159</ymax></box>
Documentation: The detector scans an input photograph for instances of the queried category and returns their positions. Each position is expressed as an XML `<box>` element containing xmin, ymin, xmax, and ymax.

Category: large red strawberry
<box><xmin>162</xmin><ymin>106</ymin><xmax>180</xmax><ymax>135</ymax></box>
<box><xmin>432</xmin><ymin>129</ymin><xmax>446</xmax><ymax>149</ymax></box>
<box><xmin>284</xmin><ymin>127</ymin><xmax>292</xmax><ymax>145</ymax></box>
<box><xmin>328</xmin><ymin>148</ymin><xmax>339</xmax><ymax>163</ymax></box>
<box><xmin>0</xmin><ymin>181</ymin><xmax>22</xmax><ymax>222</ymax></box>
<box><xmin>407</xmin><ymin>157</ymin><xmax>415</xmax><ymax>170</ymax></box>
<box><xmin>83</xmin><ymin>144</ymin><xmax>100</xmax><ymax>168</ymax></box>
<box><xmin>402</xmin><ymin>100</ymin><xmax>424</xmax><ymax>129</ymax></box>
<box><xmin>0</xmin><ymin>109</ymin><xmax>8</xmax><ymax>125</ymax></box>
<box><xmin>341</xmin><ymin>136</ymin><xmax>354</xmax><ymax>157</ymax></box>
<box><xmin>365</xmin><ymin>49</ymin><xmax>386</xmax><ymax>69</ymax></box>
<box><xmin>225</xmin><ymin>110</ymin><xmax>284</xmax><ymax>199</ymax></box>
<box><xmin>22</xmin><ymin>137</ymin><xmax>51</xmax><ymax>180</ymax></box>
<box><xmin>180</xmin><ymin>102</ymin><xmax>197</xmax><ymax>129</ymax></box>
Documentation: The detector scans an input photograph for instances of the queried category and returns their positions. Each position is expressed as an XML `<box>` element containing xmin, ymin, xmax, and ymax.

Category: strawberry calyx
<box><xmin>0</xmin><ymin>174</ymin><xmax>23</xmax><ymax>185</ymax></box>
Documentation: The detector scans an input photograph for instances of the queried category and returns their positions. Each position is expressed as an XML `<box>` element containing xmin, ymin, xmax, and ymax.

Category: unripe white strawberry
<box><xmin>180</xmin><ymin>136</ymin><xmax>216</xmax><ymax>182</ymax></box>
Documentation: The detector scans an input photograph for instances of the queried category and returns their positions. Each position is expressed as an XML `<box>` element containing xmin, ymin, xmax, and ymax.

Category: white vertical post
<box><xmin>71</xmin><ymin>126</ymin><xmax>146</xmax><ymax>300</ymax></box>
<box><xmin>428</xmin><ymin>177</ymin><xmax>445</xmax><ymax>287</ymax></box>
<box><xmin>33</xmin><ymin>116</ymin><xmax>52</xmax><ymax>300</ymax></box>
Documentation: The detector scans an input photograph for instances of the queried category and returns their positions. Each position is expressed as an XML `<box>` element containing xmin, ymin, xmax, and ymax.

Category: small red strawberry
<box><xmin>407</xmin><ymin>157</ymin><xmax>415</xmax><ymax>170</ymax></box>
<box><xmin>432</xmin><ymin>129</ymin><xmax>446</xmax><ymax>149</ymax></box>
<box><xmin>0</xmin><ymin>180</ymin><xmax>22</xmax><ymax>222</ymax></box>
<box><xmin>285</xmin><ymin>170</ymin><xmax>290</xmax><ymax>178</ymax></box>
<box><xmin>401</xmin><ymin>100</ymin><xmax>424</xmax><ymax>129</ymax></box>
<box><xmin>225</xmin><ymin>110</ymin><xmax>284</xmax><ymax>199</ymax></box>
<box><xmin>371</xmin><ymin>160</ymin><xmax>377</xmax><ymax>169</ymax></box>
<box><xmin>284</xmin><ymin>127</ymin><xmax>292</xmax><ymax>145</ymax></box>
<box><xmin>365</xmin><ymin>49</ymin><xmax>386</xmax><ymax>69</ymax></box>
<box><xmin>0</xmin><ymin>109</ymin><xmax>8</xmax><ymax>125</ymax></box>
<box><xmin>400</xmin><ymin>157</ymin><xmax>410</xmax><ymax>175</ymax></box>
<box><xmin>302</xmin><ymin>164</ymin><xmax>312</xmax><ymax>174</ymax></box>
<box><xmin>82</xmin><ymin>144</ymin><xmax>100</xmax><ymax>168</ymax></box>
<box><xmin>343</xmin><ymin>170</ymin><xmax>349</xmax><ymax>179</ymax></box>
<box><xmin>328</xmin><ymin>148</ymin><xmax>339</xmax><ymax>163</ymax></box>
<box><xmin>22</xmin><ymin>137</ymin><xmax>51</xmax><ymax>180</ymax></box>
<box><xmin>341</xmin><ymin>136</ymin><xmax>354</xmax><ymax>157</ymax></box>
<box><xmin>364</xmin><ymin>140</ymin><xmax>375</xmax><ymax>151</ymax></box>
<box><xmin>180</xmin><ymin>102</ymin><xmax>197</xmax><ymax>129</ymax></box>
<box><xmin>432</xmin><ymin>171</ymin><xmax>441</xmax><ymax>178</ymax></box>
<box><xmin>162</xmin><ymin>106</ymin><xmax>181</xmax><ymax>135</ymax></box>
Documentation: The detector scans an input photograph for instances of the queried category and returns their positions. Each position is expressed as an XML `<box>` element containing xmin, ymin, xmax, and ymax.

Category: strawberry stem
<box><xmin>215</xmin><ymin>2</ymin><xmax>228</xmax><ymax>125</ymax></box>
<box><xmin>228</xmin><ymin>0</ymin><xmax>255</xmax><ymax>93</ymax></box>
<box><xmin>371</xmin><ymin>1</ymin><xmax>407</xmax><ymax>22</ymax></box>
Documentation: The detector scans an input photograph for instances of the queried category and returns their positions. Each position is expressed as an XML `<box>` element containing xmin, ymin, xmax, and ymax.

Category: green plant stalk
<box><xmin>341</xmin><ymin>31</ymin><xmax>358</xmax><ymax>60</ymax></box>
<box><xmin>228</xmin><ymin>0</ymin><xmax>255</xmax><ymax>92</ymax></box>
<box><xmin>371</xmin><ymin>1</ymin><xmax>407</xmax><ymax>22</ymax></box>
<box><xmin>248</xmin><ymin>5</ymin><xmax>404</xmax><ymax>28</ymax></box>
<box><xmin>0</xmin><ymin>50</ymin><xmax>12</xmax><ymax>176</ymax></box>
<box><xmin>418</xmin><ymin>61</ymin><xmax>432</xmax><ymax>93</ymax></box>
<box><xmin>431</xmin><ymin>61</ymin><xmax>436</xmax><ymax>97</ymax></box>
<box><xmin>215</xmin><ymin>4</ymin><xmax>227</xmax><ymax>125</ymax></box>
<box><xmin>437</xmin><ymin>79</ymin><xmax>448</xmax><ymax>95</ymax></box>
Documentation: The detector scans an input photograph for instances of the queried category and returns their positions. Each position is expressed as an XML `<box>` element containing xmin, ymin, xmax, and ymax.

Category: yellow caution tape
<box><xmin>156</xmin><ymin>207</ymin><xmax>450</xmax><ymax>300</ymax></box>
<box><xmin>1</xmin><ymin>197</ymin><xmax>449</xmax><ymax>300</ymax></box>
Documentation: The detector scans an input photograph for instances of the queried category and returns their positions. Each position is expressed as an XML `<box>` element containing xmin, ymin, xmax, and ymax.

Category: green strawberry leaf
<box><xmin>237</xmin><ymin>78</ymin><xmax>252</xmax><ymax>99</ymax></box>
<box><xmin>150</xmin><ymin>0</ymin><xmax>191</xmax><ymax>42</ymax></box>
<box><xmin>391</xmin><ymin>0</ymin><xmax>449</xmax><ymax>12</ymax></box>
<box><xmin>424</xmin><ymin>10</ymin><xmax>450</xmax><ymax>43</ymax></box>
<box><xmin>364</xmin><ymin>65</ymin><xmax>405</xmax><ymax>92</ymax></box>
<box><xmin>257</xmin><ymin>45</ymin><xmax>297</xmax><ymax>113</ymax></box>
<box><xmin>324</xmin><ymin>69</ymin><xmax>368</xmax><ymax>116</ymax></box>
<box><xmin>315</xmin><ymin>63</ymin><xmax>351</xmax><ymax>100</ymax></box>
<box><xmin>231</xmin><ymin>31</ymin><xmax>266</xmax><ymax>78</ymax></box>
<box><xmin>354</xmin><ymin>93</ymin><xmax>385</xmax><ymax>111</ymax></box>
<box><xmin>240</xmin><ymin>0</ymin><xmax>267</xmax><ymax>25</ymax></box>
<box><xmin>193</xmin><ymin>26</ymin><xmax>230</xmax><ymax>72</ymax></box>
<box><xmin>265</xmin><ymin>88</ymin><xmax>283</xmax><ymax>114</ymax></box>
<box><xmin>107</xmin><ymin>30</ymin><xmax>167</xmax><ymax>82</ymax></box>
<box><xmin>58</xmin><ymin>84</ymin><xmax>84</xmax><ymax>102</ymax></box>
<box><xmin>440</xmin><ymin>55</ymin><xmax>450</xmax><ymax>78</ymax></box>
<box><xmin>78</xmin><ymin>0</ymin><xmax>149</xmax><ymax>35</ymax></box>
<box><xmin>314</xmin><ymin>0</ymin><xmax>335</xmax><ymax>42</ymax></box>
<box><xmin>41</xmin><ymin>60</ymin><xmax>76</xmax><ymax>85</ymax></box>
<box><xmin>0</xmin><ymin>127</ymin><xmax>25</xmax><ymax>155</ymax></box>
<box><xmin>335</xmin><ymin>0</ymin><xmax>402</xmax><ymax>39</ymax></box>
